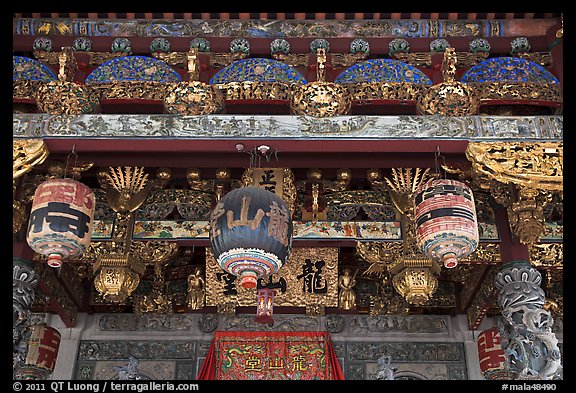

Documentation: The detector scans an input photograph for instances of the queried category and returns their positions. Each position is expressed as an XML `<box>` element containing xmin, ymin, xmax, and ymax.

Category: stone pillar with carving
<box><xmin>495</xmin><ymin>261</ymin><xmax>562</xmax><ymax>380</ymax></box>
<box><xmin>13</xmin><ymin>258</ymin><xmax>39</xmax><ymax>377</ymax></box>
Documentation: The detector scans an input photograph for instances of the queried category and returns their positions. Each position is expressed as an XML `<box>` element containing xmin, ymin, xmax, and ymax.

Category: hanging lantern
<box><xmin>389</xmin><ymin>256</ymin><xmax>440</xmax><ymax>305</ymax></box>
<box><xmin>414</xmin><ymin>179</ymin><xmax>479</xmax><ymax>269</ymax></box>
<box><xmin>255</xmin><ymin>287</ymin><xmax>276</xmax><ymax>324</ymax></box>
<box><xmin>27</xmin><ymin>178</ymin><xmax>96</xmax><ymax>268</ymax></box>
<box><xmin>477</xmin><ymin>327</ymin><xmax>513</xmax><ymax>380</ymax></box>
<box><xmin>14</xmin><ymin>323</ymin><xmax>61</xmax><ymax>380</ymax></box>
<box><xmin>93</xmin><ymin>254</ymin><xmax>146</xmax><ymax>303</ymax></box>
<box><xmin>210</xmin><ymin>186</ymin><xmax>293</xmax><ymax>289</ymax></box>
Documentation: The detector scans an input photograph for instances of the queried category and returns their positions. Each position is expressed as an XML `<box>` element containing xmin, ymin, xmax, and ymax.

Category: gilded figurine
<box><xmin>338</xmin><ymin>267</ymin><xmax>357</xmax><ymax>310</ymax></box>
<box><xmin>187</xmin><ymin>266</ymin><xmax>206</xmax><ymax>310</ymax></box>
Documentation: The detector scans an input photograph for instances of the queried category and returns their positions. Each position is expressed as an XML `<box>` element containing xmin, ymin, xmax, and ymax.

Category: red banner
<box><xmin>197</xmin><ymin>331</ymin><xmax>344</xmax><ymax>380</ymax></box>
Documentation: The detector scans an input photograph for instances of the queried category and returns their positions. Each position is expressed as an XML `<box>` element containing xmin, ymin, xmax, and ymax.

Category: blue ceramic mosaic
<box><xmin>334</xmin><ymin>59</ymin><xmax>432</xmax><ymax>84</ymax></box>
<box><xmin>461</xmin><ymin>57</ymin><xmax>559</xmax><ymax>84</ymax></box>
<box><xmin>209</xmin><ymin>58</ymin><xmax>307</xmax><ymax>84</ymax></box>
<box><xmin>85</xmin><ymin>56</ymin><xmax>182</xmax><ymax>83</ymax></box>
<box><xmin>13</xmin><ymin>56</ymin><xmax>57</xmax><ymax>82</ymax></box>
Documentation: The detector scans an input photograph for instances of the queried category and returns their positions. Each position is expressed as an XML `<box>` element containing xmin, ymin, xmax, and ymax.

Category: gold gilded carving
<box><xmin>88</xmin><ymin>52</ymin><xmax>128</xmax><ymax>66</ymax></box>
<box><xmin>466</xmin><ymin>142</ymin><xmax>563</xmax><ymax>192</ymax></box>
<box><xmin>217</xmin><ymin>302</ymin><xmax>237</xmax><ymax>316</ymax></box>
<box><xmin>393</xmin><ymin>49</ymin><xmax>487</xmax><ymax>68</ymax></box>
<box><xmin>13</xmin><ymin>140</ymin><xmax>49</xmax><ymax>181</ymax></box>
<box><xmin>57</xmin><ymin>48</ymin><xmax>77</xmax><ymax>82</ymax></box>
<box><xmin>205</xmin><ymin>247</ymin><xmax>339</xmax><ymax>307</ymax></box>
<box><xmin>290</xmin><ymin>82</ymin><xmax>351</xmax><ymax>117</ymax></box>
<box><xmin>90</xmin><ymin>81</ymin><xmax>168</xmax><ymax>101</ymax></box>
<box><xmin>216</xmin><ymin>81</ymin><xmax>291</xmax><ymax>101</ymax></box>
<box><xmin>467</xmin><ymin>266</ymin><xmax>498</xmax><ymax>330</ymax></box>
<box><xmin>100</xmin><ymin>167</ymin><xmax>153</xmax><ymax>214</ymax></box>
<box><xmin>507</xmin><ymin>188</ymin><xmax>546</xmax><ymax>245</ymax></box>
<box><xmin>163</xmin><ymin>81</ymin><xmax>224</xmax><ymax>115</ymax></box>
<box><xmin>384</xmin><ymin>167</ymin><xmax>431</xmax><ymax>218</ymax></box>
<box><xmin>418</xmin><ymin>48</ymin><xmax>479</xmax><ymax>116</ymax></box>
<box><xmin>32</xmin><ymin>50</ymin><xmax>60</xmax><ymax>64</ymax></box>
<box><xmin>36</xmin><ymin>81</ymin><xmax>100</xmax><ymax>115</ymax></box>
<box><xmin>163</xmin><ymin>49</ymin><xmax>225</xmax><ymax>116</ymax></box>
<box><xmin>357</xmin><ymin>168</ymin><xmax>440</xmax><ymax>305</ymax></box>
<box><xmin>133</xmin><ymin>252</ymin><xmax>175</xmax><ymax>315</ymax></box>
<box><xmin>152</xmin><ymin>52</ymin><xmax>187</xmax><ymax>67</ymax></box>
<box><xmin>356</xmin><ymin>241</ymin><xmax>403</xmax><ymax>278</ymax></box>
<box><xmin>384</xmin><ymin>167</ymin><xmax>432</xmax><ymax>253</ymax></box>
<box><xmin>514</xmin><ymin>52</ymin><xmax>553</xmax><ymax>67</ymax></box>
<box><xmin>210</xmin><ymin>202</ymin><xmax>225</xmax><ymax>238</ymax></box>
<box><xmin>461</xmin><ymin>243</ymin><xmax>501</xmax><ymax>264</ymax></box>
<box><xmin>13</xmin><ymin>80</ymin><xmax>44</xmax><ymax>100</ymax></box>
<box><xmin>442</xmin><ymin>48</ymin><xmax>457</xmax><ymax>83</ymax></box>
<box><xmin>356</xmin><ymin>168</ymin><xmax>434</xmax><ymax>277</ymax></box>
<box><xmin>34</xmin><ymin>48</ymin><xmax>100</xmax><ymax>115</ymax></box>
<box><xmin>306</xmin><ymin>304</ymin><xmax>325</xmax><ymax>316</ymax></box>
<box><xmin>529</xmin><ymin>243</ymin><xmax>563</xmax><ymax>269</ymax></box>
<box><xmin>331</xmin><ymin>52</ymin><xmax>368</xmax><ymax>68</ymax></box>
<box><xmin>466</xmin><ymin>142</ymin><xmax>562</xmax><ymax>245</ymax></box>
<box><xmin>271</xmin><ymin>53</ymin><xmax>308</xmax><ymax>68</ymax></box>
<box><xmin>346</xmin><ymin>82</ymin><xmax>425</xmax><ymax>102</ymax></box>
<box><xmin>369</xmin><ymin>270</ymin><xmax>412</xmax><ymax>315</ymax></box>
<box><xmin>417</xmin><ymin>80</ymin><xmax>480</xmax><ymax>116</ymax></box>
<box><xmin>130</xmin><ymin>241</ymin><xmax>178</xmax><ymax>265</ymax></box>
<box><xmin>93</xmin><ymin>253</ymin><xmax>146</xmax><ymax>303</ymax></box>
<box><xmin>290</xmin><ymin>48</ymin><xmax>351</xmax><ymax>117</ymax></box>
<box><xmin>209</xmin><ymin>52</ymin><xmax>247</xmax><ymax>68</ymax></box>
<box><xmin>468</xmin><ymin>82</ymin><xmax>562</xmax><ymax>102</ymax></box>
<box><xmin>455</xmin><ymin>52</ymin><xmax>490</xmax><ymax>67</ymax></box>
<box><xmin>392</xmin><ymin>52</ymin><xmax>432</xmax><ymax>67</ymax></box>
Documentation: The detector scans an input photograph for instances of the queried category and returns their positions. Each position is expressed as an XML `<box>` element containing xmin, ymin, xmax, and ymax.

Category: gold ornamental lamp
<box><xmin>93</xmin><ymin>254</ymin><xmax>146</xmax><ymax>303</ymax></box>
<box><xmin>358</xmin><ymin>168</ymin><xmax>442</xmax><ymax>306</ymax></box>
<box><xmin>388</xmin><ymin>256</ymin><xmax>441</xmax><ymax>306</ymax></box>
<box><xmin>92</xmin><ymin>167</ymin><xmax>167</xmax><ymax>302</ymax></box>
<box><xmin>290</xmin><ymin>48</ymin><xmax>351</xmax><ymax>117</ymax></box>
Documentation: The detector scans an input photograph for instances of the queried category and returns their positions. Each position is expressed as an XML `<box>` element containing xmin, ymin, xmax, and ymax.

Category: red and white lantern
<box><xmin>414</xmin><ymin>179</ymin><xmax>479</xmax><ymax>269</ymax></box>
<box><xmin>26</xmin><ymin>178</ymin><xmax>96</xmax><ymax>267</ymax></box>
<box><xmin>477</xmin><ymin>327</ymin><xmax>512</xmax><ymax>380</ymax></box>
<box><xmin>16</xmin><ymin>323</ymin><xmax>61</xmax><ymax>380</ymax></box>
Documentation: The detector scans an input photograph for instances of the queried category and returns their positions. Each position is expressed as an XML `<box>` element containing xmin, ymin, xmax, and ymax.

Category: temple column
<box><xmin>13</xmin><ymin>257</ymin><xmax>39</xmax><ymax>377</ymax></box>
<box><xmin>495</xmin><ymin>260</ymin><xmax>562</xmax><ymax>379</ymax></box>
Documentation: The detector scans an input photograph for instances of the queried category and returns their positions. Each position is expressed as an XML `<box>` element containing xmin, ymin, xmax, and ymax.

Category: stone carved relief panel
<box><xmin>342</xmin><ymin>342</ymin><xmax>467</xmax><ymax>380</ymax></box>
<box><xmin>75</xmin><ymin>315</ymin><xmax>469</xmax><ymax>380</ymax></box>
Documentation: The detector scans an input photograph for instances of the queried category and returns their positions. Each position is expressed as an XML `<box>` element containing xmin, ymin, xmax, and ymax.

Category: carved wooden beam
<box><xmin>34</xmin><ymin>262</ymin><xmax>78</xmax><ymax>327</ymax></box>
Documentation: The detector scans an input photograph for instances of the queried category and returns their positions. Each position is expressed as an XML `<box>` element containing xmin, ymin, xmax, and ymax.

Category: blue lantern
<box><xmin>209</xmin><ymin>186</ymin><xmax>293</xmax><ymax>289</ymax></box>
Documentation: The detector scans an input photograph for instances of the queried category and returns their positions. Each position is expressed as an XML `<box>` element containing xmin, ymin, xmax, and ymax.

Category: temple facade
<box><xmin>13</xmin><ymin>12</ymin><xmax>563</xmax><ymax>381</ymax></box>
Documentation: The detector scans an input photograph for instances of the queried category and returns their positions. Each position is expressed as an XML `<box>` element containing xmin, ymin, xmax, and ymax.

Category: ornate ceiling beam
<box><xmin>466</xmin><ymin>141</ymin><xmax>563</xmax><ymax>245</ymax></box>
